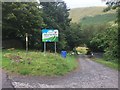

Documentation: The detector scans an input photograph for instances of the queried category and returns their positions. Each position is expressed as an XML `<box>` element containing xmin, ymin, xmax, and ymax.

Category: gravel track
<box><xmin>6</xmin><ymin>55</ymin><xmax>119</xmax><ymax>88</ymax></box>
<box><xmin>1</xmin><ymin>69</ymin><xmax>14</xmax><ymax>89</ymax></box>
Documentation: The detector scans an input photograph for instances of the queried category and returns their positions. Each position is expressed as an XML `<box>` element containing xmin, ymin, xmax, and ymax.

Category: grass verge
<box><xmin>2</xmin><ymin>49</ymin><xmax>78</xmax><ymax>76</ymax></box>
<box><xmin>92</xmin><ymin>58</ymin><xmax>119</xmax><ymax>71</ymax></box>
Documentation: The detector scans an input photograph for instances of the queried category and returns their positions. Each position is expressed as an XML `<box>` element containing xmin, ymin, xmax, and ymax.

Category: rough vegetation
<box><xmin>2</xmin><ymin>49</ymin><xmax>78</xmax><ymax>76</ymax></box>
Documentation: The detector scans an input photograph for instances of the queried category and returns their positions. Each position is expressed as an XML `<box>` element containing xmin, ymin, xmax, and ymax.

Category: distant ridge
<box><xmin>69</xmin><ymin>6</ymin><xmax>115</xmax><ymax>23</ymax></box>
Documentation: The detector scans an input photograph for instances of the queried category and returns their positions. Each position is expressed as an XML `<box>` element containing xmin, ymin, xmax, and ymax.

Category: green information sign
<box><xmin>42</xmin><ymin>29</ymin><xmax>59</xmax><ymax>42</ymax></box>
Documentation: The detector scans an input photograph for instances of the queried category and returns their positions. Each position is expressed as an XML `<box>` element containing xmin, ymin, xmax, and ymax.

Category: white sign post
<box><xmin>26</xmin><ymin>33</ymin><xmax>28</xmax><ymax>54</ymax></box>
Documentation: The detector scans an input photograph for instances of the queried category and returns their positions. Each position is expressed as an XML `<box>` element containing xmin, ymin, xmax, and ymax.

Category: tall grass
<box><xmin>2</xmin><ymin>49</ymin><xmax>78</xmax><ymax>76</ymax></box>
<box><xmin>92</xmin><ymin>58</ymin><xmax>119</xmax><ymax>71</ymax></box>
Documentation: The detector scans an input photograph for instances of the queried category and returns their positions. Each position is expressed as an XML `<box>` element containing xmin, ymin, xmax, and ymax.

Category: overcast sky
<box><xmin>63</xmin><ymin>0</ymin><xmax>107</xmax><ymax>8</ymax></box>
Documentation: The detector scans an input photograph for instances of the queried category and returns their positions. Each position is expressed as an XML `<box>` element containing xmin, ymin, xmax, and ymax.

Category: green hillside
<box><xmin>80</xmin><ymin>13</ymin><xmax>117</xmax><ymax>26</ymax></box>
<box><xmin>69</xmin><ymin>6</ymin><xmax>115</xmax><ymax>23</ymax></box>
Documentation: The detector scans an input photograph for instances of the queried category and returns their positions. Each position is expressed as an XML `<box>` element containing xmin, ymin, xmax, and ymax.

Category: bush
<box><xmin>90</xmin><ymin>23</ymin><xmax>118</xmax><ymax>62</ymax></box>
<box><xmin>76</xmin><ymin>47</ymin><xmax>88</xmax><ymax>54</ymax></box>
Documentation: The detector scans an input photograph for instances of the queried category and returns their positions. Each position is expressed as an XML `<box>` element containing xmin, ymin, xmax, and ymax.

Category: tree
<box><xmin>90</xmin><ymin>0</ymin><xmax>119</xmax><ymax>61</ymax></box>
<box><xmin>2</xmin><ymin>2</ymin><xmax>45</xmax><ymax>48</ymax></box>
<box><xmin>40</xmin><ymin>2</ymin><xmax>71</xmax><ymax>51</ymax></box>
<box><xmin>104</xmin><ymin>0</ymin><xmax>119</xmax><ymax>61</ymax></box>
<box><xmin>103</xmin><ymin>0</ymin><xmax>120</xmax><ymax>11</ymax></box>
<box><xmin>91</xmin><ymin>23</ymin><xmax>118</xmax><ymax>61</ymax></box>
<box><xmin>65</xmin><ymin>23</ymin><xmax>83</xmax><ymax>50</ymax></box>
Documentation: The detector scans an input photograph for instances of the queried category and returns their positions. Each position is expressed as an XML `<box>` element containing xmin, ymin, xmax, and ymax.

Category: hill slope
<box><xmin>80</xmin><ymin>13</ymin><xmax>117</xmax><ymax>26</ymax></box>
<box><xmin>69</xmin><ymin>6</ymin><xmax>115</xmax><ymax>23</ymax></box>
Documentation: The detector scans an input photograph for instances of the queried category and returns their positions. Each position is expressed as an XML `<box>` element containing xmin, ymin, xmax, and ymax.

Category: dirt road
<box><xmin>1</xmin><ymin>69</ymin><xmax>14</xmax><ymax>89</ymax></box>
<box><xmin>5</xmin><ymin>55</ymin><xmax>118</xmax><ymax>88</ymax></box>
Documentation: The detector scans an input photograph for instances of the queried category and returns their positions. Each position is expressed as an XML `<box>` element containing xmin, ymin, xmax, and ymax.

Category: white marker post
<box><xmin>26</xmin><ymin>33</ymin><xmax>28</xmax><ymax>54</ymax></box>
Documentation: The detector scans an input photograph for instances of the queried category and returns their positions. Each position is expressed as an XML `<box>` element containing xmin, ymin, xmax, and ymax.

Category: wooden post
<box><xmin>55</xmin><ymin>42</ymin><xmax>57</xmax><ymax>60</ymax></box>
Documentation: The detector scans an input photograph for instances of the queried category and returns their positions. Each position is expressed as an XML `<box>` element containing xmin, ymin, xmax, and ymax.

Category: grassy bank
<box><xmin>2</xmin><ymin>49</ymin><xmax>78</xmax><ymax>76</ymax></box>
<box><xmin>92</xmin><ymin>58</ymin><xmax>119</xmax><ymax>71</ymax></box>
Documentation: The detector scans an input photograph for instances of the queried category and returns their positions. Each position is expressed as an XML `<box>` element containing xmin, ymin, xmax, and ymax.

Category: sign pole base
<box><xmin>55</xmin><ymin>42</ymin><xmax>57</xmax><ymax>60</ymax></box>
<box><xmin>44</xmin><ymin>42</ymin><xmax>46</xmax><ymax>56</ymax></box>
